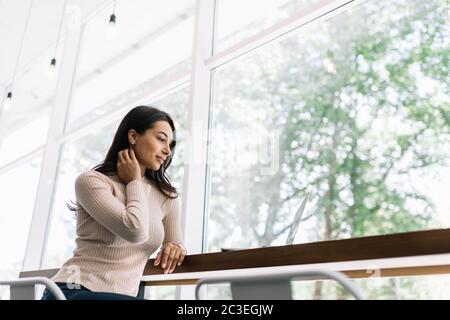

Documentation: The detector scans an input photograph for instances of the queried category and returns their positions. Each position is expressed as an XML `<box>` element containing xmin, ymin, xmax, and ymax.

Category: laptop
<box><xmin>221</xmin><ymin>192</ymin><xmax>310</xmax><ymax>252</ymax></box>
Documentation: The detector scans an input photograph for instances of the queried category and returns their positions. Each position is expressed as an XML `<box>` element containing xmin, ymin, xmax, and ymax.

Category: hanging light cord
<box><xmin>53</xmin><ymin>0</ymin><xmax>68</xmax><ymax>58</ymax></box>
<box><xmin>10</xmin><ymin>0</ymin><xmax>34</xmax><ymax>91</ymax></box>
<box><xmin>109</xmin><ymin>0</ymin><xmax>117</xmax><ymax>24</ymax></box>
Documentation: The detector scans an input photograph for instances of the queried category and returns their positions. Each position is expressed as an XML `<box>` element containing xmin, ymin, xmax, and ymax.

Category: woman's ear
<box><xmin>128</xmin><ymin>129</ymin><xmax>137</xmax><ymax>145</ymax></box>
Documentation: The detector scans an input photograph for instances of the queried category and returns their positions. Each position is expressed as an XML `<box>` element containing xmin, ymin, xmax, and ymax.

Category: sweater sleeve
<box><xmin>75</xmin><ymin>171</ymin><xmax>150</xmax><ymax>244</ymax></box>
<box><xmin>162</xmin><ymin>196</ymin><xmax>184</xmax><ymax>247</ymax></box>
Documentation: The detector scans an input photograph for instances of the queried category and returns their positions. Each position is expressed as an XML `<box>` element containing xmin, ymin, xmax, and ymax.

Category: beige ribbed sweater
<box><xmin>51</xmin><ymin>170</ymin><xmax>184</xmax><ymax>297</ymax></box>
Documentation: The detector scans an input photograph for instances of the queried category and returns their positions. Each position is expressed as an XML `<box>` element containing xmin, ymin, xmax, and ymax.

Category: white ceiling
<box><xmin>0</xmin><ymin>0</ymin><xmax>195</xmax><ymax>147</ymax></box>
<box><xmin>0</xmin><ymin>0</ymin><xmax>111</xmax><ymax>86</ymax></box>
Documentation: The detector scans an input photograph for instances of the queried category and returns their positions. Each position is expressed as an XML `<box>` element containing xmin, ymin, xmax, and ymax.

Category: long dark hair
<box><xmin>68</xmin><ymin>105</ymin><xmax>178</xmax><ymax>212</ymax></box>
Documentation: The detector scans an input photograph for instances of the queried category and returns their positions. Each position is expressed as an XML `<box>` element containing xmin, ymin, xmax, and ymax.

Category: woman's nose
<box><xmin>162</xmin><ymin>145</ymin><xmax>171</xmax><ymax>156</ymax></box>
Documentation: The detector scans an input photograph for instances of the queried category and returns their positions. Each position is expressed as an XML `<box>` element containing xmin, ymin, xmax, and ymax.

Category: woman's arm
<box><xmin>153</xmin><ymin>197</ymin><xmax>186</xmax><ymax>273</ymax></box>
<box><xmin>75</xmin><ymin>171</ymin><xmax>150</xmax><ymax>243</ymax></box>
<box><xmin>162</xmin><ymin>196</ymin><xmax>184</xmax><ymax>246</ymax></box>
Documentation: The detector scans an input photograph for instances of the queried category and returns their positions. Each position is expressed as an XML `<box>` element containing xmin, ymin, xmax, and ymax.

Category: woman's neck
<box><xmin>139</xmin><ymin>164</ymin><xmax>146</xmax><ymax>178</ymax></box>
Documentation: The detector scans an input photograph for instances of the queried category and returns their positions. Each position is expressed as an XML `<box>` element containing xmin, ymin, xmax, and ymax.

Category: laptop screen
<box><xmin>285</xmin><ymin>192</ymin><xmax>310</xmax><ymax>245</ymax></box>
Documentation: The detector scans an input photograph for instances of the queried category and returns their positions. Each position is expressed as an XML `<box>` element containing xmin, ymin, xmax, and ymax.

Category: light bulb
<box><xmin>106</xmin><ymin>13</ymin><xmax>117</xmax><ymax>40</ymax></box>
<box><xmin>46</xmin><ymin>66</ymin><xmax>57</xmax><ymax>80</ymax></box>
<box><xmin>3</xmin><ymin>91</ymin><xmax>12</xmax><ymax>110</ymax></box>
<box><xmin>46</xmin><ymin>58</ymin><xmax>57</xmax><ymax>80</ymax></box>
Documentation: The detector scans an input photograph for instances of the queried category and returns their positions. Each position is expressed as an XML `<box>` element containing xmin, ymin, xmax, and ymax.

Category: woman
<box><xmin>42</xmin><ymin>106</ymin><xmax>186</xmax><ymax>300</ymax></box>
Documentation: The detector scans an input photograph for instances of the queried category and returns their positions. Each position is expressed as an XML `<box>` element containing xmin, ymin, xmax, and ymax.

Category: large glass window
<box><xmin>65</xmin><ymin>0</ymin><xmax>194</xmax><ymax>131</ymax></box>
<box><xmin>2</xmin><ymin>0</ymin><xmax>448</xmax><ymax>301</ymax></box>
<box><xmin>0</xmin><ymin>155</ymin><xmax>42</xmax><ymax>299</ymax></box>
<box><xmin>207</xmin><ymin>0</ymin><xmax>449</xmax><ymax>256</ymax></box>
<box><xmin>214</xmin><ymin>0</ymin><xmax>317</xmax><ymax>53</ymax></box>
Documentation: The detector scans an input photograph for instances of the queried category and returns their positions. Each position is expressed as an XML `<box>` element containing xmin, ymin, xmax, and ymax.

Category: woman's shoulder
<box><xmin>77</xmin><ymin>169</ymin><xmax>111</xmax><ymax>179</ymax></box>
<box><xmin>75</xmin><ymin>169</ymin><xmax>119</xmax><ymax>188</ymax></box>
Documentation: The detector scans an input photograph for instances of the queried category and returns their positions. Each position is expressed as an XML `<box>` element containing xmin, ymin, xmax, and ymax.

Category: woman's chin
<box><xmin>148</xmin><ymin>161</ymin><xmax>161</xmax><ymax>171</ymax></box>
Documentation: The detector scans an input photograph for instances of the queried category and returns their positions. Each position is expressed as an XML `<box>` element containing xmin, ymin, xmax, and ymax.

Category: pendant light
<box><xmin>3</xmin><ymin>0</ymin><xmax>34</xmax><ymax>110</ymax></box>
<box><xmin>47</xmin><ymin>0</ymin><xmax>68</xmax><ymax>80</ymax></box>
<box><xmin>3</xmin><ymin>90</ymin><xmax>13</xmax><ymax>111</ymax></box>
<box><xmin>107</xmin><ymin>0</ymin><xmax>117</xmax><ymax>40</ymax></box>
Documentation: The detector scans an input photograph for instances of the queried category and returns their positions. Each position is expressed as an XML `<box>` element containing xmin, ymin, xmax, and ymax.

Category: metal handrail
<box><xmin>195</xmin><ymin>269</ymin><xmax>364</xmax><ymax>300</ymax></box>
<box><xmin>0</xmin><ymin>277</ymin><xmax>66</xmax><ymax>300</ymax></box>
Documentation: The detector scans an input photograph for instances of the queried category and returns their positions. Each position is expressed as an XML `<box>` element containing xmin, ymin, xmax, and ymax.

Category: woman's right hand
<box><xmin>117</xmin><ymin>148</ymin><xmax>141</xmax><ymax>184</ymax></box>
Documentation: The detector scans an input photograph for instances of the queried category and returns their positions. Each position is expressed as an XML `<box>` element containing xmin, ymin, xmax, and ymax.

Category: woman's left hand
<box><xmin>153</xmin><ymin>243</ymin><xmax>187</xmax><ymax>274</ymax></box>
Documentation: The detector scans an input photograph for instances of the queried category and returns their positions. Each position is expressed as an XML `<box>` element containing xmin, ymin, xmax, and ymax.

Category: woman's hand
<box><xmin>117</xmin><ymin>148</ymin><xmax>141</xmax><ymax>184</ymax></box>
<box><xmin>153</xmin><ymin>243</ymin><xmax>187</xmax><ymax>274</ymax></box>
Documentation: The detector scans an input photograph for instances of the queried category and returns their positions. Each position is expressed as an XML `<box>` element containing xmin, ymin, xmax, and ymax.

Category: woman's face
<box><xmin>130</xmin><ymin>121</ymin><xmax>174</xmax><ymax>171</ymax></box>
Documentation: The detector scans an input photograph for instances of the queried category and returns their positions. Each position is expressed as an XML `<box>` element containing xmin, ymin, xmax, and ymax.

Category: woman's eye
<box><xmin>158</xmin><ymin>137</ymin><xmax>166</xmax><ymax>142</ymax></box>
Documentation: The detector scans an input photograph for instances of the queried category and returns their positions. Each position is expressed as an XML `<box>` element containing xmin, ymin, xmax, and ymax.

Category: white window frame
<box><xmin>176</xmin><ymin>0</ymin><xmax>216</xmax><ymax>299</ymax></box>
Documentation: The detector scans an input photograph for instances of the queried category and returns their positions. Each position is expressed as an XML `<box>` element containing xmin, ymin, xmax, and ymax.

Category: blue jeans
<box><xmin>41</xmin><ymin>282</ymin><xmax>146</xmax><ymax>300</ymax></box>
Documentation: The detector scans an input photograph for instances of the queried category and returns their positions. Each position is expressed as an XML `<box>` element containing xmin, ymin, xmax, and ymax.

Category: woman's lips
<box><xmin>156</xmin><ymin>156</ymin><xmax>165</xmax><ymax>164</ymax></box>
